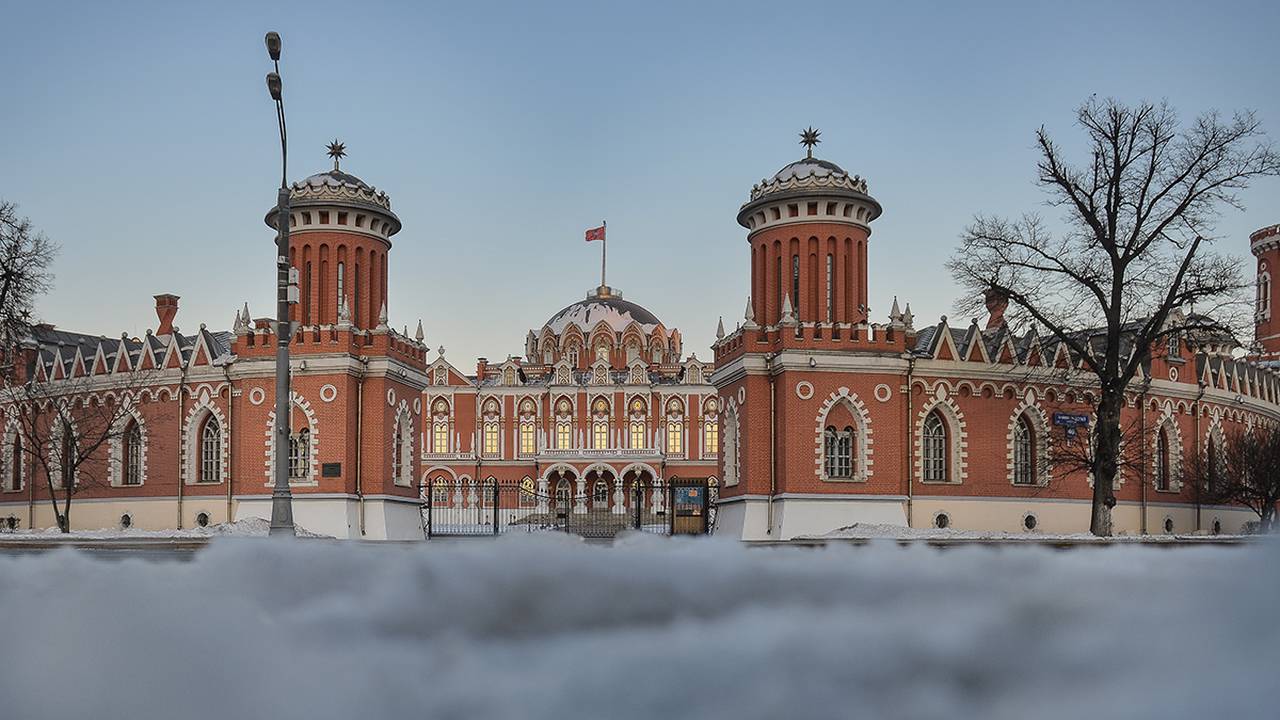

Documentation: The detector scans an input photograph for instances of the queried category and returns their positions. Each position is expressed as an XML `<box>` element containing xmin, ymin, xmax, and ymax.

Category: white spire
<box><xmin>744</xmin><ymin>296</ymin><xmax>758</xmax><ymax>329</ymax></box>
<box><xmin>889</xmin><ymin>296</ymin><xmax>902</xmax><ymax>323</ymax></box>
<box><xmin>377</xmin><ymin>301</ymin><xmax>388</xmax><ymax>329</ymax></box>
<box><xmin>415</xmin><ymin>319</ymin><xmax>425</xmax><ymax>343</ymax></box>
<box><xmin>780</xmin><ymin>292</ymin><xmax>796</xmax><ymax>325</ymax></box>
<box><xmin>716</xmin><ymin>316</ymin><xmax>725</xmax><ymax>340</ymax></box>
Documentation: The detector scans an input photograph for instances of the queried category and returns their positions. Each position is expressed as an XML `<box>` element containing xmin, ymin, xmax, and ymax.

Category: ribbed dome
<box><xmin>771</xmin><ymin>157</ymin><xmax>849</xmax><ymax>182</ymax></box>
<box><xmin>544</xmin><ymin>289</ymin><xmax>662</xmax><ymax>335</ymax></box>
<box><xmin>295</xmin><ymin>169</ymin><xmax>375</xmax><ymax>191</ymax></box>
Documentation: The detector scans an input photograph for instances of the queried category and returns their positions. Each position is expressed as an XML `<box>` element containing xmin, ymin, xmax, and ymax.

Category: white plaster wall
<box><xmin>774</xmin><ymin>497</ymin><xmax>908</xmax><ymax>540</ymax></box>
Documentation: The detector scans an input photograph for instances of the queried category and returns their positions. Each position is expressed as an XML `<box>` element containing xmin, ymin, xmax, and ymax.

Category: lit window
<box><xmin>703</xmin><ymin>417</ymin><xmax>718</xmax><ymax>455</ymax></box>
<box><xmin>519</xmin><ymin>419</ymin><xmax>536</xmax><ymax>456</ymax></box>
<box><xmin>432</xmin><ymin>421</ymin><xmax>449</xmax><ymax>454</ymax></box>
<box><xmin>629</xmin><ymin>419</ymin><xmax>646</xmax><ymax>449</ymax></box>
<box><xmin>483</xmin><ymin>421</ymin><xmax>500</xmax><ymax>456</ymax></box>
<box><xmin>666</xmin><ymin>420</ymin><xmax>683</xmax><ymax>455</ymax></box>
<box><xmin>922</xmin><ymin>411</ymin><xmax>948</xmax><ymax>482</ymax></box>
<box><xmin>593</xmin><ymin>419</ymin><xmax>609</xmax><ymax>449</ymax></box>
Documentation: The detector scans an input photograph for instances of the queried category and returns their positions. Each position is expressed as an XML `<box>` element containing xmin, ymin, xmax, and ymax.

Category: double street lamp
<box><xmin>265</xmin><ymin>31</ymin><xmax>296</xmax><ymax>536</ymax></box>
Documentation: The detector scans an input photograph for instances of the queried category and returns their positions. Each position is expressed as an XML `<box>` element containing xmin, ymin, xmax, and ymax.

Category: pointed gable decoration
<box><xmin>50</xmin><ymin>347</ymin><xmax>67</xmax><ymax>381</ymax></box>
<box><xmin>962</xmin><ymin>321</ymin><xmax>988</xmax><ymax>363</ymax></box>
<box><xmin>996</xmin><ymin>329</ymin><xmax>1018</xmax><ymax>365</ymax></box>
<box><xmin>932</xmin><ymin>317</ymin><xmax>957</xmax><ymax>361</ymax></box>
<box><xmin>1052</xmin><ymin>341</ymin><xmax>1072</xmax><ymax>369</ymax></box>
<box><xmin>70</xmin><ymin>347</ymin><xmax>88</xmax><ymax>379</ymax></box>
<box><xmin>113</xmin><ymin>337</ymin><xmax>133</xmax><ymax>374</ymax></box>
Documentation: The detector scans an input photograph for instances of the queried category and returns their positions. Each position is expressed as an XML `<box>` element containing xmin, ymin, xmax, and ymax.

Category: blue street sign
<box><xmin>1053</xmin><ymin>412</ymin><xmax>1091</xmax><ymax>428</ymax></box>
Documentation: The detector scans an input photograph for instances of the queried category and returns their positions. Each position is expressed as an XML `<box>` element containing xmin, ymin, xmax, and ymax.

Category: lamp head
<box><xmin>266</xmin><ymin>72</ymin><xmax>282</xmax><ymax>101</ymax></box>
<box><xmin>265</xmin><ymin>32</ymin><xmax>282</xmax><ymax>61</ymax></box>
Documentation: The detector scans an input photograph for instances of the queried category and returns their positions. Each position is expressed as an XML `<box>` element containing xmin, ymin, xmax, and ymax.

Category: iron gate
<box><xmin>420</xmin><ymin>478</ymin><xmax>712</xmax><ymax>539</ymax></box>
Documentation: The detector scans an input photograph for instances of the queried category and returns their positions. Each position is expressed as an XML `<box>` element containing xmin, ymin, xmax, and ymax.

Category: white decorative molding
<box><xmin>108</xmin><ymin>401</ymin><xmax>149</xmax><ymax>487</ymax></box>
<box><xmin>813</xmin><ymin>387</ymin><xmax>873</xmax><ymax>482</ymax></box>
<box><xmin>795</xmin><ymin>381</ymin><xmax>814</xmax><ymax>400</ymax></box>
<box><xmin>386</xmin><ymin>388</ymin><xmax>397</xmax><ymax>406</ymax></box>
<box><xmin>248</xmin><ymin>387</ymin><xmax>266</xmax><ymax>406</ymax></box>
<box><xmin>1005</xmin><ymin>396</ymin><xmax>1050</xmax><ymax>487</ymax></box>
<box><xmin>873</xmin><ymin>384</ymin><xmax>892</xmax><ymax>403</ymax></box>
<box><xmin>319</xmin><ymin>384</ymin><xmax>338</xmax><ymax>403</ymax></box>
<box><xmin>183</xmin><ymin>397</ymin><xmax>228</xmax><ymax>486</ymax></box>
<box><xmin>263</xmin><ymin>391</ymin><xmax>319</xmax><ymax>486</ymax></box>
<box><xmin>914</xmin><ymin>394</ymin><xmax>967</xmax><ymax>485</ymax></box>
<box><xmin>1151</xmin><ymin>407</ymin><xmax>1185</xmax><ymax>493</ymax></box>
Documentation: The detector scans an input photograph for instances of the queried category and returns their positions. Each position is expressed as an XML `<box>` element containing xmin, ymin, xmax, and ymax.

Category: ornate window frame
<box><xmin>813</xmin><ymin>388</ymin><xmax>873</xmax><ymax>483</ymax></box>
<box><xmin>913</xmin><ymin>393</ymin><xmax>966</xmax><ymax>485</ymax></box>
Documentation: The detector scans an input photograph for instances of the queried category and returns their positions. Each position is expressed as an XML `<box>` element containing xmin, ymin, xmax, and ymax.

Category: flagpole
<box><xmin>600</xmin><ymin>220</ymin><xmax>607</xmax><ymax>291</ymax></box>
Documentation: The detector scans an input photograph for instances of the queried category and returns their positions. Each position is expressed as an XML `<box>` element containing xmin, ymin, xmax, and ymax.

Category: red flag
<box><xmin>584</xmin><ymin>224</ymin><xmax>606</xmax><ymax>242</ymax></box>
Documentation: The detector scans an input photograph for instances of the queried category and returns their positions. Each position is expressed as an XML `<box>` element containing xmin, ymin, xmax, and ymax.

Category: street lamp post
<box><xmin>265</xmin><ymin>31</ymin><xmax>296</xmax><ymax>536</ymax></box>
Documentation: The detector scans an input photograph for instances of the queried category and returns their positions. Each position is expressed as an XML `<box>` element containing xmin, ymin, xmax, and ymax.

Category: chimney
<box><xmin>476</xmin><ymin>357</ymin><xmax>488</xmax><ymax>378</ymax></box>
<box><xmin>984</xmin><ymin>288</ymin><xmax>1009</xmax><ymax>331</ymax></box>
<box><xmin>154</xmin><ymin>294</ymin><xmax>180</xmax><ymax>336</ymax></box>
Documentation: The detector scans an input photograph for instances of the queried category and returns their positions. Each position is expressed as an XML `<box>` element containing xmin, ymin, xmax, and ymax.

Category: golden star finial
<box><xmin>799</xmin><ymin>126</ymin><xmax>821</xmax><ymax>158</ymax></box>
<box><xmin>326</xmin><ymin>139</ymin><xmax>347</xmax><ymax>170</ymax></box>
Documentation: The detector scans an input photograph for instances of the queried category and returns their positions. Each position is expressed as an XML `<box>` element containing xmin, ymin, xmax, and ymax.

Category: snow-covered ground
<box><xmin>0</xmin><ymin>517</ymin><xmax>330</xmax><ymax>539</ymax></box>
<box><xmin>0</xmin><ymin>534</ymin><xmax>1275</xmax><ymax>719</ymax></box>
<box><xmin>800</xmin><ymin>522</ymin><xmax>1249</xmax><ymax>542</ymax></box>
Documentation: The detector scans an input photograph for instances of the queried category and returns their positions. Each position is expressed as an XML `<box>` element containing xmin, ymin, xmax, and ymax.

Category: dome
<box><xmin>770</xmin><ymin>157</ymin><xmax>849</xmax><ymax>183</ymax></box>
<box><xmin>296</xmin><ymin>169</ymin><xmax>376</xmax><ymax>192</ymax></box>
<box><xmin>543</xmin><ymin>288</ymin><xmax>662</xmax><ymax>335</ymax></box>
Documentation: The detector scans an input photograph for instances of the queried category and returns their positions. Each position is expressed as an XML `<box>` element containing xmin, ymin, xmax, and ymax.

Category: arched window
<box><xmin>922</xmin><ymin>410</ymin><xmax>948</xmax><ymax>482</ymax></box>
<box><xmin>516</xmin><ymin>422</ymin><xmax>536</xmax><ymax>457</ymax></box>
<box><xmin>431</xmin><ymin>478</ymin><xmax>451</xmax><ymax>505</ymax></box>
<box><xmin>289</xmin><ymin>428</ymin><xmax>310</xmax><ymax>480</ymax></box>
<box><xmin>59</xmin><ymin>421</ymin><xmax>76</xmax><ymax>489</ymax></box>
<box><xmin>666</xmin><ymin>420</ymin><xmax>683</xmax><ymax>455</ymax></box>
<box><xmin>823</xmin><ymin>425</ymin><xmax>854</xmax><ymax>478</ymax></box>
<box><xmin>555</xmin><ymin>478</ymin><xmax>571</xmax><ymax>505</ymax></box>
<box><xmin>723</xmin><ymin>405</ymin><xmax>739</xmax><ymax>486</ymax></box>
<box><xmin>556</xmin><ymin>416</ymin><xmax>572</xmax><ymax>450</ymax></box>
<box><xmin>825</xmin><ymin>253</ymin><xmax>834</xmax><ymax>324</ymax></box>
<box><xmin>336</xmin><ymin>262</ymin><xmax>345</xmax><ymax>308</ymax></box>
<box><xmin>9</xmin><ymin>435</ymin><xmax>22</xmax><ymax>491</ymax></box>
<box><xmin>482</xmin><ymin>399</ymin><xmax>500</xmax><ymax>458</ymax></box>
<box><xmin>791</xmin><ymin>254</ymin><xmax>800</xmax><ymax>315</ymax></box>
<box><xmin>200</xmin><ymin>417</ymin><xmax>221</xmax><ymax>484</ymax></box>
<box><xmin>122</xmin><ymin>420</ymin><xmax>142</xmax><ymax>486</ymax></box>
<box><xmin>591</xmin><ymin>398</ymin><xmax>609</xmax><ymax>449</ymax></box>
<box><xmin>1012</xmin><ymin>414</ymin><xmax>1035</xmax><ymax>486</ymax></box>
<box><xmin>1155</xmin><ymin>428</ymin><xmax>1171</xmax><ymax>491</ymax></box>
<box><xmin>1206</xmin><ymin>433</ymin><xmax>1221</xmax><ymax>494</ymax></box>
<box><xmin>703</xmin><ymin>416</ymin><xmax>718</xmax><ymax>455</ymax></box>
<box><xmin>1258</xmin><ymin>266</ymin><xmax>1271</xmax><ymax>320</ymax></box>
<box><xmin>592</xmin><ymin>479</ymin><xmax>609</xmax><ymax>506</ymax></box>
<box><xmin>431</xmin><ymin>398</ymin><xmax>450</xmax><ymax>454</ymax></box>
<box><xmin>392</xmin><ymin>414</ymin><xmax>412</xmax><ymax>485</ymax></box>
<box><xmin>629</xmin><ymin>419</ymin><xmax>646</xmax><ymax>449</ymax></box>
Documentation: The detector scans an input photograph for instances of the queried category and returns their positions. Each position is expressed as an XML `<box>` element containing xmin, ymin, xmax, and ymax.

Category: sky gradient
<box><xmin>3</xmin><ymin>0</ymin><xmax>1279</xmax><ymax>365</ymax></box>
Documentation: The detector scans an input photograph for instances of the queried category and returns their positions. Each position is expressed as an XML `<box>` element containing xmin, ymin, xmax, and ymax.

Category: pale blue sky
<box><xmin>3</xmin><ymin>0</ymin><xmax>1278</xmax><ymax>364</ymax></box>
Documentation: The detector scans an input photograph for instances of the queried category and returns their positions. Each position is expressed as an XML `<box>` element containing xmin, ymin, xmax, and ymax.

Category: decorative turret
<box><xmin>1251</xmin><ymin>223</ymin><xmax>1280</xmax><ymax>357</ymax></box>
<box><xmin>736</xmin><ymin>128</ymin><xmax>881</xmax><ymax>330</ymax></box>
<box><xmin>264</xmin><ymin>141</ymin><xmax>401</xmax><ymax>331</ymax></box>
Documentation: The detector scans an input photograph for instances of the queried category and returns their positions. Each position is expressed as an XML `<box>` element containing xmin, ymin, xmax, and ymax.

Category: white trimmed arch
<box><xmin>914</xmin><ymin>394</ymin><xmax>967</xmax><ymax>484</ymax></box>
<box><xmin>1151</xmin><ymin>407</ymin><xmax>1185</xmax><ymax>492</ymax></box>
<box><xmin>183</xmin><ymin>392</ymin><xmax>228</xmax><ymax>486</ymax></box>
<box><xmin>813</xmin><ymin>387</ymin><xmax>873</xmax><ymax>482</ymax></box>
<box><xmin>2</xmin><ymin>413</ymin><xmax>25</xmax><ymax>492</ymax></box>
<box><xmin>1006</xmin><ymin>396</ymin><xmax>1050</xmax><ymax>486</ymax></box>
<box><xmin>108</xmin><ymin>399</ymin><xmax>149</xmax><ymax>487</ymax></box>
<box><xmin>263</xmin><ymin>391</ymin><xmax>319</xmax><ymax>485</ymax></box>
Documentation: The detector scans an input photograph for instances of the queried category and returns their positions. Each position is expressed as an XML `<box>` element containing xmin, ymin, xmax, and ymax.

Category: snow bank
<box><xmin>0</xmin><ymin>536</ymin><xmax>1276</xmax><ymax>719</ymax></box>
<box><xmin>800</xmin><ymin>522</ymin><xmax>1235</xmax><ymax>541</ymax></box>
<box><xmin>1</xmin><ymin>517</ymin><xmax>330</xmax><ymax>539</ymax></box>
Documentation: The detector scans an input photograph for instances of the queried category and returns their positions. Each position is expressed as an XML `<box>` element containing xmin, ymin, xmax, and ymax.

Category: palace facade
<box><xmin>2</xmin><ymin>142</ymin><xmax>1277</xmax><ymax>539</ymax></box>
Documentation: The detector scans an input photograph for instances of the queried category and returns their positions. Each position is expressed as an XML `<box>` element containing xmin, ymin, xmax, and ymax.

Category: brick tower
<box><xmin>1251</xmin><ymin>224</ymin><xmax>1280</xmax><ymax>358</ymax></box>
<box><xmin>714</xmin><ymin>130</ymin><xmax>915</xmax><ymax>540</ymax></box>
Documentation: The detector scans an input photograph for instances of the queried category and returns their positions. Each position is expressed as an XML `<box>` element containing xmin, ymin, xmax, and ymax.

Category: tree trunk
<box><xmin>1090</xmin><ymin>388</ymin><xmax>1124</xmax><ymax>537</ymax></box>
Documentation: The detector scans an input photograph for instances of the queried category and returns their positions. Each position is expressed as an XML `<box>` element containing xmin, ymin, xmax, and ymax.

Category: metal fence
<box><xmin>420</xmin><ymin>478</ymin><xmax>712</xmax><ymax>539</ymax></box>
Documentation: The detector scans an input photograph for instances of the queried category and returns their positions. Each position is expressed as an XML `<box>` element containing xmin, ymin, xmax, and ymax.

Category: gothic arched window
<box><xmin>1155</xmin><ymin>428</ymin><xmax>1171</xmax><ymax>491</ymax></box>
<box><xmin>823</xmin><ymin>425</ymin><xmax>854</xmax><ymax>478</ymax></box>
<box><xmin>200</xmin><ymin>417</ymin><xmax>221</xmax><ymax>484</ymax></box>
<box><xmin>922</xmin><ymin>410</ymin><xmax>948</xmax><ymax>482</ymax></box>
<box><xmin>1012</xmin><ymin>414</ymin><xmax>1035</xmax><ymax>486</ymax></box>
<box><xmin>123</xmin><ymin>420</ymin><xmax>142</xmax><ymax>486</ymax></box>
<box><xmin>289</xmin><ymin>428</ymin><xmax>310</xmax><ymax>480</ymax></box>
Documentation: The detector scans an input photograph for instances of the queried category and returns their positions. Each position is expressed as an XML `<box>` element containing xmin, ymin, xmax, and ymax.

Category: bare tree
<box><xmin>8</xmin><ymin>371</ymin><xmax>154</xmax><ymax>532</ymax></box>
<box><xmin>949</xmin><ymin>98</ymin><xmax>1280</xmax><ymax>535</ymax></box>
<box><xmin>1189</xmin><ymin>425</ymin><xmax>1280</xmax><ymax>532</ymax></box>
<box><xmin>0</xmin><ymin>201</ymin><xmax>57</xmax><ymax>365</ymax></box>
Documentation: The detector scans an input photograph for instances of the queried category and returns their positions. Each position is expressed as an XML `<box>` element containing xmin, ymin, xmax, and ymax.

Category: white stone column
<box><xmin>612</xmin><ymin>475</ymin><xmax>625</xmax><ymax>515</ymax></box>
<box><xmin>652</xmin><ymin>478</ymin><xmax>665</xmax><ymax>513</ymax></box>
<box><xmin>574</xmin><ymin>477</ymin><xmax>587</xmax><ymax>514</ymax></box>
<box><xmin>536</xmin><ymin>477</ymin><xmax>549</xmax><ymax>514</ymax></box>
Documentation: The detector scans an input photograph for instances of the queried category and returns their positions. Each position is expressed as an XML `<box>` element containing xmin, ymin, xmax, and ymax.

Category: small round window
<box><xmin>1163</xmin><ymin>517</ymin><xmax>1174</xmax><ymax>534</ymax></box>
<box><xmin>120</xmin><ymin>514</ymin><xmax>133</xmax><ymax>529</ymax></box>
<box><xmin>1023</xmin><ymin>514</ymin><xmax>1038</xmax><ymax>531</ymax></box>
<box><xmin>934</xmin><ymin>512</ymin><xmax>950</xmax><ymax>529</ymax></box>
<box><xmin>196</xmin><ymin>512</ymin><xmax>210</xmax><ymax>528</ymax></box>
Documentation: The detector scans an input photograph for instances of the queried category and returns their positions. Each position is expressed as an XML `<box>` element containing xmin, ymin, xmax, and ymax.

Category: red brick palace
<box><xmin>2</xmin><ymin>142</ymin><xmax>1277</xmax><ymax>539</ymax></box>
